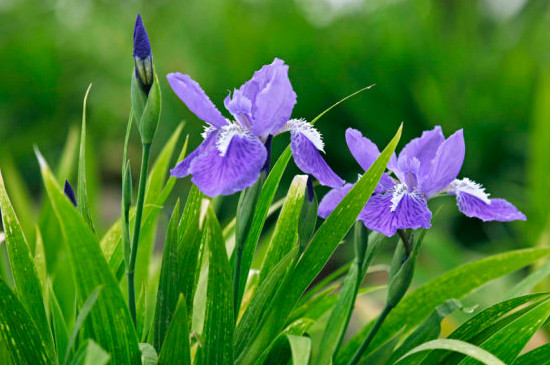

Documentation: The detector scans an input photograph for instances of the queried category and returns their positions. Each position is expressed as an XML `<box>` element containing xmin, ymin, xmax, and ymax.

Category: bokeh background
<box><xmin>1</xmin><ymin>0</ymin><xmax>550</xmax><ymax>320</ymax></box>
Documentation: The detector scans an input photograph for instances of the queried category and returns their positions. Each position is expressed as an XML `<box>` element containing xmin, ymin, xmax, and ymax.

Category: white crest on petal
<box><xmin>277</xmin><ymin>118</ymin><xmax>325</xmax><ymax>152</ymax></box>
<box><xmin>216</xmin><ymin>122</ymin><xmax>256</xmax><ymax>156</ymax></box>
<box><xmin>390</xmin><ymin>183</ymin><xmax>408</xmax><ymax>212</ymax></box>
<box><xmin>201</xmin><ymin>125</ymin><xmax>218</xmax><ymax>139</ymax></box>
<box><xmin>447</xmin><ymin>178</ymin><xmax>491</xmax><ymax>204</ymax></box>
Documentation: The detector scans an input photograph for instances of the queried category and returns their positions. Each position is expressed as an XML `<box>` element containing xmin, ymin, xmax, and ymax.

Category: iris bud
<box><xmin>131</xmin><ymin>14</ymin><xmax>161</xmax><ymax>145</ymax></box>
<box><xmin>298</xmin><ymin>176</ymin><xmax>318</xmax><ymax>250</ymax></box>
<box><xmin>387</xmin><ymin>232</ymin><xmax>419</xmax><ymax>307</ymax></box>
<box><xmin>64</xmin><ymin>180</ymin><xmax>77</xmax><ymax>207</ymax></box>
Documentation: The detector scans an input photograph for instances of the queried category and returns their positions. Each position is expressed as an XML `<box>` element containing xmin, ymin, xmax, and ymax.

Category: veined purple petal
<box><xmin>396</xmin><ymin>126</ymin><xmax>444</xmax><ymax>178</ymax></box>
<box><xmin>318</xmin><ymin>184</ymin><xmax>354</xmax><ymax>219</ymax></box>
<box><xmin>447</xmin><ymin>178</ymin><xmax>526</xmax><ymax>222</ymax></box>
<box><xmin>170</xmin><ymin>129</ymin><xmax>218</xmax><ymax>178</ymax></box>
<box><xmin>167</xmin><ymin>73</ymin><xmax>228</xmax><ymax>128</ymax></box>
<box><xmin>419</xmin><ymin>129</ymin><xmax>465</xmax><ymax>197</ymax></box>
<box><xmin>290</xmin><ymin>124</ymin><xmax>344</xmax><ymax>188</ymax></box>
<box><xmin>345</xmin><ymin>128</ymin><xmax>380</xmax><ymax>171</ymax></box>
<box><xmin>249</xmin><ymin>59</ymin><xmax>297</xmax><ymax>137</ymax></box>
<box><xmin>359</xmin><ymin>185</ymin><xmax>432</xmax><ymax>237</ymax></box>
<box><xmin>188</xmin><ymin>128</ymin><xmax>267</xmax><ymax>197</ymax></box>
<box><xmin>224</xmin><ymin>89</ymin><xmax>253</xmax><ymax>131</ymax></box>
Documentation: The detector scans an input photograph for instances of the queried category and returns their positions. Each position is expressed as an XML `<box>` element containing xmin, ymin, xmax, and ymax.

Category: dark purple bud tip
<box><xmin>64</xmin><ymin>180</ymin><xmax>77</xmax><ymax>207</ymax></box>
<box><xmin>133</xmin><ymin>14</ymin><xmax>151</xmax><ymax>60</ymax></box>
<box><xmin>306</xmin><ymin>175</ymin><xmax>315</xmax><ymax>202</ymax></box>
<box><xmin>133</xmin><ymin>14</ymin><xmax>154</xmax><ymax>93</ymax></box>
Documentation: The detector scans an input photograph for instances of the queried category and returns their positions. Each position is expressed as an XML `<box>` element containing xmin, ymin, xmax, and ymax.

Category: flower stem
<box><xmin>127</xmin><ymin>142</ymin><xmax>151</xmax><ymax>326</ymax></box>
<box><xmin>397</xmin><ymin>229</ymin><xmax>412</xmax><ymax>257</ymax></box>
<box><xmin>347</xmin><ymin>304</ymin><xmax>393</xmax><ymax>365</ymax></box>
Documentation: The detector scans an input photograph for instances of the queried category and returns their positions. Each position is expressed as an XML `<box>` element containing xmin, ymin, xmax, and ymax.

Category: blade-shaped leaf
<box><xmin>177</xmin><ymin>184</ymin><xmax>204</xmax><ymax>317</ymax></box>
<box><xmin>287</xmin><ymin>334</ymin><xmax>311</xmax><ymax>365</ymax></box>
<box><xmin>64</xmin><ymin>286</ymin><xmax>102</xmax><ymax>365</ymax></box>
<box><xmin>203</xmin><ymin>203</ymin><xmax>234</xmax><ymax>364</ymax></box>
<box><xmin>49</xmin><ymin>284</ymin><xmax>69</xmax><ymax>364</ymax></box>
<box><xmin>258</xmin><ymin>175</ymin><xmax>307</xmax><ymax>285</ymax></box>
<box><xmin>237</xmin><ymin>125</ymin><xmax>402</xmax><ymax>364</ymax></box>
<box><xmin>0</xmin><ymin>170</ymin><xmax>54</xmax><ymax>358</ymax></box>
<box><xmin>458</xmin><ymin>297</ymin><xmax>550</xmax><ymax>365</ymax></box>
<box><xmin>139</xmin><ymin>343</ymin><xmax>158</xmax><ymax>365</ymax></box>
<box><xmin>0</xmin><ymin>278</ymin><xmax>51</xmax><ymax>364</ymax></box>
<box><xmin>158</xmin><ymin>294</ymin><xmax>191</xmax><ymax>365</ymax></box>
<box><xmin>153</xmin><ymin>200</ymin><xmax>181</xmax><ymax>350</ymax></box>
<box><xmin>38</xmin><ymin>154</ymin><xmax>141</xmax><ymax>364</ymax></box>
<box><xmin>396</xmin><ymin>340</ymin><xmax>504</xmax><ymax>365</ymax></box>
<box><xmin>504</xmin><ymin>257</ymin><xmax>550</xmax><ymax>299</ymax></box>
<box><xmin>337</xmin><ymin>248</ymin><xmax>550</xmax><ymax>363</ymax></box>
<box><xmin>513</xmin><ymin>343</ymin><xmax>550</xmax><ymax>365</ymax></box>
<box><xmin>77</xmin><ymin>84</ymin><xmax>95</xmax><ymax>231</ymax></box>
<box><xmin>70</xmin><ymin>340</ymin><xmax>110</xmax><ymax>365</ymax></box>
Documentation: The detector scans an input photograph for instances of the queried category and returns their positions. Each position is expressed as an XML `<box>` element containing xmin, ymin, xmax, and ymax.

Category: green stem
<box><xmin>347</xmin><ymin>305</ymin><xmax>393</xmax><ymax>365</ymax></box>
<box><xmin>233</xmin><ymin>238</ymin><xmax>245</xmax><ymax>322</ymax></box>
<box><xmin>127</xmin><ymin>142</ymin><xmax>151</xmax><ymax>326</ymax></box>
<box><xmin>397</xmin><ymin>229</ymin><xmax>412</xmax><ymax>257</ymax></box>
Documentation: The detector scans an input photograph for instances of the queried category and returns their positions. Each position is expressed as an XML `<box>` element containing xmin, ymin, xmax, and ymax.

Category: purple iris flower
<box><xmin>318</xmin><ymin>126</ymin><xmax>526</xmax><ymax>237</ymax></box>
<box><xmin>167</xmin><ymin>58</ymin><xmax>344</xmax><ymax>197</ymax></box>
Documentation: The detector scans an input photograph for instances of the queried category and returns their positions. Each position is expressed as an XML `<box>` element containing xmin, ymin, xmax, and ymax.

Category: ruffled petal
<box><xmin>447</xmin><ymin>178</ymin><xmax>526</xmax><ymax>222</ymax></box>
<box><xmin>318</xmin><ymin>184</ymin><xmax>354</xmax><ymax>219</ymax></box>
<box><xmin>419</xmin><ymin>129</ymin><xmax>465</xmax><ymax>197</ymax></box>
<box><xmin>345</xmin><ymin>128</ymin><xmax>380</xmax><ymax>171</ymax></box>
<box><xmin>249</xmin><ymin>59</ymin><xmax>297</xmax><ymax>137</ymax></box>
<box><xmin>397</xmin><ymin>126</ymin><xmax>445</xmax><ymax>177</ymax></box>
<box><xmin>288</xmin><ymin>121</ymin><xmax>344</xmax><ymax>188</ymax></box>
<box><xmin>188</xmin><ymin>127</ymin><xmax>267</xmax><ymax>197</ymax></box>
<box><xmin>223</xmin><ymin>89</ymin><xmax>253</xmax><ymax>131</ymax></box>
<box><xmin>359</xmin><ymin>184</ymin><xmax>432</xmax><ymax>237</ymax></box>
<box><xmin>170</xmin><ymin>129</ymin><xmax>218</xmax><ymax>178</ymax></box>
<box><xmin>167</xmin><ymin>73</ymin><xmax>228</xmax><ymax>128</ymax></box>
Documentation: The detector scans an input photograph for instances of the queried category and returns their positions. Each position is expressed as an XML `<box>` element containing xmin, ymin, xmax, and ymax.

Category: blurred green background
<box><xmin>1</xmin><ymin>0</ymin><xmax>549</xmax><ymax>281</ymax></box>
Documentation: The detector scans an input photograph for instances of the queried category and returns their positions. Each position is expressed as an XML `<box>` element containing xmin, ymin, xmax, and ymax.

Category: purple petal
<box><xmin>318</xmin><ymin>184</ymin><xmax>354</xmax><ymax>219</ymax></box>
<box><xmin>223</xmin><ymin>89</ymin><xmax>253</xmax><ymax>130</ymax></box>
<box><xmin>291</xmin><ymin>132</ymin><xmax>344</xmax><ymax>188</ymax></box>
<box><xmin>376</xmin><ymin>173</ymin><xmax>396</xmax><ymax>193</ymax></box>
<box><xmin>170</xmin><ymin>129</ymin><xmax>218</xmax><ymax>178</ymax></box>
<box><xmin>248</xmin><ymin>59</ymin><xmax>297</xmax><ymax>137</ymax></box>
<box><xmin>397</xmin><ymin>126</ymin><xmax>445</xmax><ymax>177</ymax></box>
<box><xmin>447</xmin><ymin>178</ymin><xmax>526</xmax><ymax>222</ymax></box>
<box><xmin>188</xmin><ymin>130</ymin><xmax>267</xmax><ymax>197</ymax></box>
<box><xmin>419</xmin><ymin>129</ymin><xmax>465</xmax><ymax>197</ymax></box>
<box><xmin>133</xmin><ymin>14</ymin><xmax>151</xmax><ymax>59</ymax></box>
<box><xmin>345</xmin><ymin>128</ymin><xmax>380</xmax><ymax>171</ymax></box>
<box><xmin>167</xmin><ymin>73</ymin><xmax>228</xmax><ymax>128</ymax></box>
<box><xmin>359</xmin><ymin>186</ymin><xmax>432</xmax><ymax>237</ymax></box>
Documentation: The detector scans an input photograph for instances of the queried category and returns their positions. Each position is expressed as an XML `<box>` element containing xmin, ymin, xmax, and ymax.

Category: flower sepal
<box><xmin>131</xmin><ymin>70</ymin><xmax>161</xmax><ymax>144</ymax></box>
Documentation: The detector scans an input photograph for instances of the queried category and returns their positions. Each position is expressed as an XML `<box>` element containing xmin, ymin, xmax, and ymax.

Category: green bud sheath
<box><xmin>131</xmin><ymin>71</ymin><xmax>161</xmax><ymax>144</ymax></box>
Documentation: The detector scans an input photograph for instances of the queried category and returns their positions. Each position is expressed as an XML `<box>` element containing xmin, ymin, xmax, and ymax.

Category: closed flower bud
<box><xmin>64</xmin><ymin>180</ymin><xmax>77</xmax><ymax>207</ymax></box>
<box><xmin>131</xmin><ymin>14</ymin><xmax>161</xmax><ymax>145</ymax></box>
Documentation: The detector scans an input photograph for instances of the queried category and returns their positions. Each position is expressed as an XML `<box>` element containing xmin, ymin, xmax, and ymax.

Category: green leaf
<box><xmin>203</xmin><ymin>203</ymin><xmax>234</xmax><ymax>364</ymax></box>
<box><xmin>237</xmin><ymin>125</ymin><xmax>402</xmax><ymax>364</ymax></box>
<box><xmin>259</xmin><ymin>318</ymin><xmax>315</xmax><ymax>365</ymax></box>
<box><xmin>317</xmin><ymin>231</ymin><xmax>384</xmax><ymax>364</ymax></box>
<box><xmin>145</xmin><ymin>123</ymin><xmax>183</xmax><ymax>205</ymax></box>
<box><xmin>0</xmin><ymin>170</ymin><xmax>54</xmax><ymax>358</ymax></box>
<box><xmin>34</xmin><ymin>226</ymin><xmax>47</xmax><ymax>294</ymax></box>
<box><xmin>420</xmin><ymin>294</ymin><xmax>548</xmax><ymax>365</ymax></box>
<box><xmin>49</xmin><ymin>284</ymin><xmax>69</xmax><ymax>364</ymax></box>
<box><xmin>38</xmin><ymin>154</ymin><xmax>141</xmax><ymax>364</ymax></box>
<box><xmin>153</xmin><ymin>200</ymin><xmax>181</xmax><ymax>350</ymax></box>
<box><xmin>71</xmin><ymin>340</ymin><xmax>110</xmax><ymax>365</ymax></box>
<box><xmin>286</xmin><ymin>334</ymin><xmax>311</xmax><ymax>365</ymax></box>
<box><xmin>459</xmin><ymin>297</ymin><xmax>550</xmax><ymax>365</ymax></box>
<box><xmin>258</xmin><ymin>174</ymin><xmax>307</xmax><ymax>284</ymax></box>
<box><xmin>396</xmin><ymin>340</ymin><xmax>505</xmax><ymax>365</ymax></box>
<box><xmin>64</xmin><ymin>286</ymin><xmax>102</xmax><ymax>365</ymax></box>
<box><xmin>177</xmin><ymin>184</ymin><xmax>204</xmax><ymax>317</ymax></box>
<box><xmin>139</xmin><ymin>343</ymin><xmax>158</xmax><ymax>365</ymax></box>
<box><xmin>55</xmin><ymin>125</ymin><xmax>79</xmax><ymax>184</ymax></box>
<box><xmin>77</xmin><ymin>84</ymin><xmax>95</xmax><ymax>231</ymax></box>
<box><xmin>235</xmin><ymin>246</ymin><xmax>299</xmax><ymax>356</ymax></box>
<box><xmin>337</xmin><ymin>247</ymin><xmax>550</xmax><ymax>362</ymax></box>
<box><xmin>513</xmin><ymin>343</ymin><xmax>550</xmax><ymax>365</ymax></box>
<box><xmin>504</xmin><ymin>257</ymin><xmax>550</xmax><ymax>299</ymax></box>
<box><xmin>158</xmin><ymin>294</ymin><xmax>191</xmax><ymax>365</ymax></box>
<box><xmin>0</xmin><ymin>278</ymin><xmax>51</xmax><ymax>364</ymax></box>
